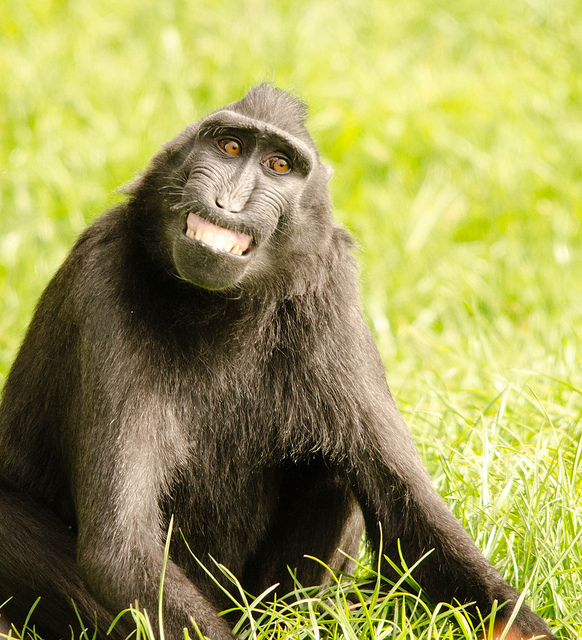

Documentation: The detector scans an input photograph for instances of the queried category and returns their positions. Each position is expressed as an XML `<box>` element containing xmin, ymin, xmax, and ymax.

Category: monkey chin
<box><xmin>173</xmin><ymin>231</ymin><xmax>252</xmax><ymax>290</ymax></box>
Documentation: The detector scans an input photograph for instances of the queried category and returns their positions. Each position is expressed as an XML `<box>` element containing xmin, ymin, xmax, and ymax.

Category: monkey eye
<box><xmin>264</xmin><ymin>156</ymin><xmax>291</xmax><ymax>174</ymax></box>
<box><xmin>217</xmin><ymin>138</ymin><xmax>242</xmax><ymax>156</ymax></box>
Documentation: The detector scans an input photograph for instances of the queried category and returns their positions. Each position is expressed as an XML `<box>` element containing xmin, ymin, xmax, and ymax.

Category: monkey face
<box><xmin>168</xmin><ymin>109</ymin><xmax>318</xmax><ymax>291</ymax></box>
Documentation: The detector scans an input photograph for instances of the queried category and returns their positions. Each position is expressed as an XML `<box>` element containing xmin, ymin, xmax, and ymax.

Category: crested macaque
<box><xmin>0</xmin><ymin>85</ymin><xmax>555</xmax><ymax>640</ymax></box>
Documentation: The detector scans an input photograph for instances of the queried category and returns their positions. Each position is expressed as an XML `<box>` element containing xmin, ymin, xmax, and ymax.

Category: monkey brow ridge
<box><xmin>200</xmin><ymin>109</ymin><xmax>316</xmax><ymax>173</ymax></box>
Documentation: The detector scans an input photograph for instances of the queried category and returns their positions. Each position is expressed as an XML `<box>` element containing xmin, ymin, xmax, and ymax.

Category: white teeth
<box><xmin>214</xmin><ymin>234</ymin><xmax>226</xmax><ymax>251</ymax></box>
<box><xmin>185</xmin><ymin>212</ymin><xmax>252</xmax><ymax>256</ymax></box>
<box><xmin>201</xmin><ymin>229</ymin><xmax>214</xmax><ymax>246</ymax></box>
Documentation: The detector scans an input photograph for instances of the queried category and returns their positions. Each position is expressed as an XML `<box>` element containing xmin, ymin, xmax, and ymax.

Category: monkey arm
<box><xmin>72</xmin><ymin>431</ymin><xmax>236</xmax><ymax>639</ymax></box>
<box><xmin>315</xmin><ymin>305</ymin><xmax>557</xmax><ymax>640</ymax></box>
<box><xmin>346</xmin><ymin>379</ymin><xmax>556</xmax><ymax>640</ymax></box>
<box><xmin>70</xmin><ymin>377</ymin><xmax>236</xmax><ymax>640</ymax></box>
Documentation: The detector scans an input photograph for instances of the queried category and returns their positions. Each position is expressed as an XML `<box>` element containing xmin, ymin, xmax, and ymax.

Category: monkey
<box><xmin>0</xmin><ymin>85</ymin><xmax>556</xmax><ymax>640</ymax></box>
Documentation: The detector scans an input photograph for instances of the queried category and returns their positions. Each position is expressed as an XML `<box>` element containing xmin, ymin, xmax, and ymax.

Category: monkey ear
<box><xmin>119</xmin><ymin>175</ymin><xmax>144</xmax><ymax>196</ymax></box>
<box><xmin>121</xmin><ymin>124</ymin><xmax>200</xmax><ymax>197</ymax></box>
<box><xmin>162</xmin><ymin>123</ymin><xmax>199</xmax><ymax>154</ymax></box>
<box><xmin>321</xmin><ymin>163</ymin><xmax>334</xmax><ymax>182</ymax></box>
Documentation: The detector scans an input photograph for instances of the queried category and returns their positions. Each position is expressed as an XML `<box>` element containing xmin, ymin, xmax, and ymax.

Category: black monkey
<box><xmin>0</xmin><ymin>85</ymin><xmax>555</xmax><ymax>640</ymax></box>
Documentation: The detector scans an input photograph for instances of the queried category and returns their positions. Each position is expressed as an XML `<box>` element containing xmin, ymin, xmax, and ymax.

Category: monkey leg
<box><xmin>0</xmin><ymin>611</ymin><xmax>13</xmax><ymax>636</ymax></box>
<box><xmin>0</xmin><ymin>482</ymin><xmax>127</xmax><ymax>640</ymax></box>
<box><xmin>242</xmin><ymin>464</ymin><xmax>364</xmax><ymax>597</ymax></box>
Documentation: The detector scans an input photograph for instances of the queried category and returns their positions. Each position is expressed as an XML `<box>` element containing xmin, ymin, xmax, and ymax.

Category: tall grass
<box><xmin>1</xmin><ymin>0</ymin><xmax>581</xmax><ymax>637</ymax></box>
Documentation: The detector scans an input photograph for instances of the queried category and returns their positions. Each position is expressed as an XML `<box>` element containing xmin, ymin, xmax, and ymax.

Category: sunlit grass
<box><xmin>1</xmin><ymin>0</ymin><xmax>581</xmax><ymax>637</ymax></box>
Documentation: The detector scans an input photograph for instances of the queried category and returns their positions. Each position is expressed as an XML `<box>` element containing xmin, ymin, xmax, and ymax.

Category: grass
<box><xmin>1</xmin><ymin>0</ymin><xmax>581</xmax><ymax>638</ymax></box>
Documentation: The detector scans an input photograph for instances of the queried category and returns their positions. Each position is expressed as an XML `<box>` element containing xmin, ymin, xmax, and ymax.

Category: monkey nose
<box><xmin>215</xmin><ymin>195</ymin><xmax>244</xmax><ymax>214</ymax></box>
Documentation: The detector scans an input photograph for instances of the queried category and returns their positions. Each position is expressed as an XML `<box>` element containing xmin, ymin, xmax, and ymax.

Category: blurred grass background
<box><xmin>1</xmin><ymin>0</ymin><xmax>581</xmax><ymax>637</ymax></box>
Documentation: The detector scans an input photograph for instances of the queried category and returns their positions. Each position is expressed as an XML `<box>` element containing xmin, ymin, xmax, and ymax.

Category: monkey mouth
<box><xmin>184</xmin><ymin>212</ymin><xmax>253</xmax><ymax>257</ymax></box>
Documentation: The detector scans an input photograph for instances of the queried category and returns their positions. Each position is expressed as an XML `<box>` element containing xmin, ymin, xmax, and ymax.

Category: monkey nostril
<box><xmin>215</xmin><ymin>196</ymin><xmax>244</xmax><ymax>214</ymax></box>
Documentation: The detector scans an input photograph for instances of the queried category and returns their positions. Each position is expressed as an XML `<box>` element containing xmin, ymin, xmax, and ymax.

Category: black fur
<box><xmin>0</xmin><ymin>85</ymin><xmax>555</xmax><ymax>640</ymax></box>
